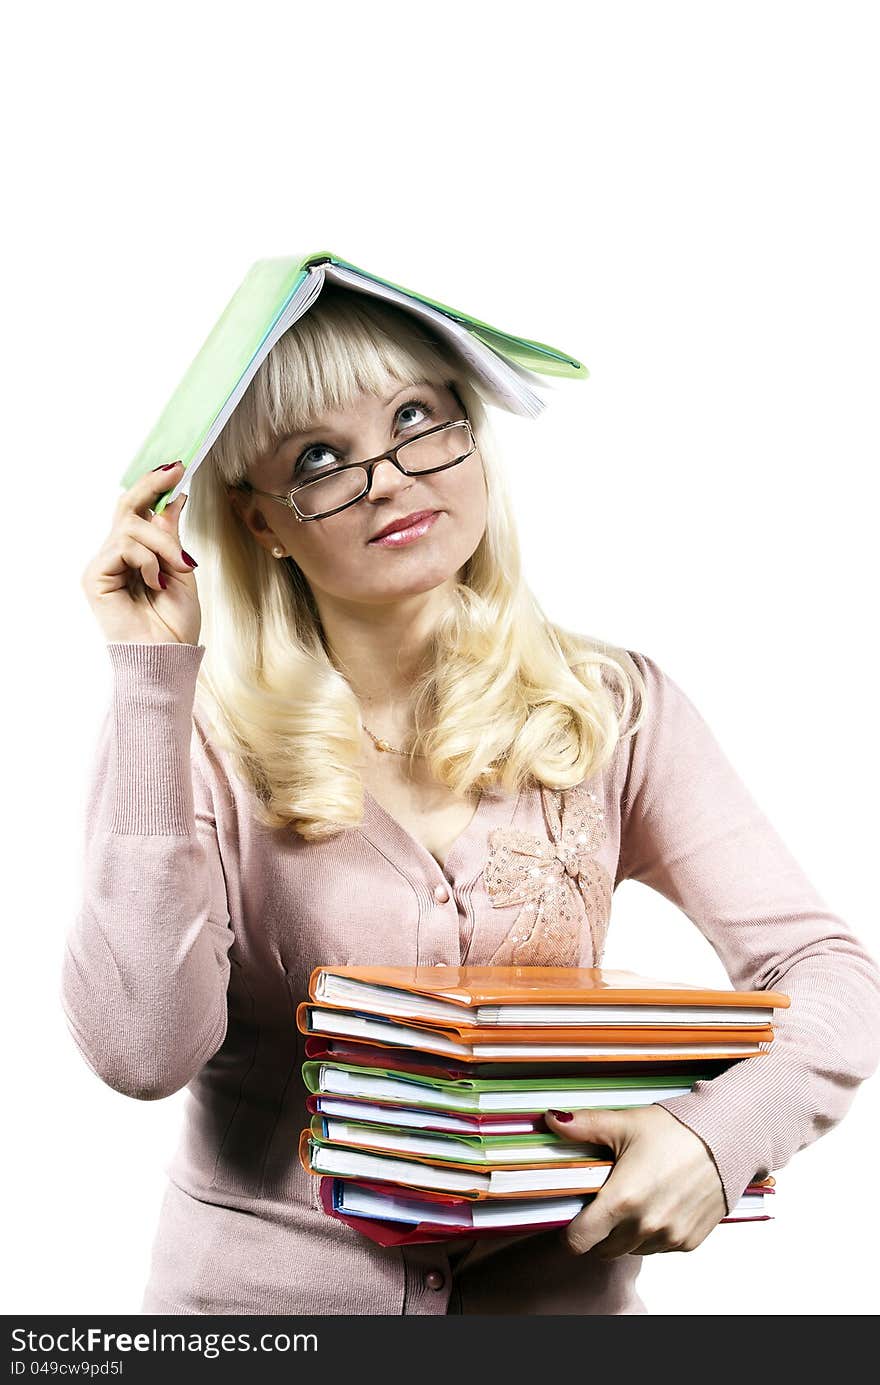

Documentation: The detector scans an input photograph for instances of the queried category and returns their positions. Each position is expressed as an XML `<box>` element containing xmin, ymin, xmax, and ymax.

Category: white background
<box><xmin>3</xmin><ymin>0</ymin><xmax>878</xmax><ymax>1317</ymax></box>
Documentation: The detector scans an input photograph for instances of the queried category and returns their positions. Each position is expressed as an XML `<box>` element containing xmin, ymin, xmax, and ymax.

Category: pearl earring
<box><xmin>272</xmin><ymin>545</ymin><xmax>284</xmax><ymax>558</ymax></box>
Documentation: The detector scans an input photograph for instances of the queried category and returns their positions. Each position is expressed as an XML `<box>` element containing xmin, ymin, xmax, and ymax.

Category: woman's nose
<box><xmin>367</xmin><ymin>456</ymin><xmax>416</xmax><ymax>499</ymax></box>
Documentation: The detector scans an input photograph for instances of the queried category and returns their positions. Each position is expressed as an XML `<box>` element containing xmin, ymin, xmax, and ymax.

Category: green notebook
<box><xmin>310</xmin><ymin>1114</ymin><xmax>600</xmax><ymax>1165</ymax></box>
<box><xmin>301</xmin><ymin>1059</ymin><xmax>705</xmax><ymax>1114</ymax></box>
<box><xmin>120</xmin><ymin>249</ymin><xmax>588</xmax><ymax>516</ymax></box>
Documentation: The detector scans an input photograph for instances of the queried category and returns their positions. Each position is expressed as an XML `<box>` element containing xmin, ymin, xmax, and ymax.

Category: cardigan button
<box><xmin>425</xmin><ymin>1269</ymin><xmax>445</xmax><ymax>1290</ymax></box>
<box><xmin>433</xmin><ymin>883</ymin><xmax>451</xmax><ymax>903</ymax></box>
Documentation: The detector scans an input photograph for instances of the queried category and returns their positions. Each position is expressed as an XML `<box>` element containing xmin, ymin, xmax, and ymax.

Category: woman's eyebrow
<box><xmin>273</xmin><ymin>381</ymin><xmax>435</xmax><ymax>454</ymax></box>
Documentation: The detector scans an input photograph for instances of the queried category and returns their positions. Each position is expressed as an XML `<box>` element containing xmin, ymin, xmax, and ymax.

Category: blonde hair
<box><xmin>184</xmin><ymin>284</ymin><xmax>646</xmax><ymax>840</ymax></box>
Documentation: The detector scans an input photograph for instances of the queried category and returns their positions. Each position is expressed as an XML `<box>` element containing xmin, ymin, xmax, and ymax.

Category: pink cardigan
<box><xmin>59</xmin><ymin>641</ymin><xmax>880</xmax><ymax>1315</ymax></box>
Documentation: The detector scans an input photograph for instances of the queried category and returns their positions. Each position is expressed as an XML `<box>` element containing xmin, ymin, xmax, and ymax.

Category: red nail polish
<box><xmin>549</xmin><ymin>1109</ymin><xmax>573</xmax><ymax>1122</ymax></box>
<box><xmin>181</xmin><ymin>549</ymin><xmax>198</xmax><ymax>568</ymax></box>
<box><xmin>152</xmin><ymin>462</ymin><xmax>180</xmax><ymax>471</ymax></box>
<box><xmin>157</xmin><ymin>573</ymin><xmax>167</xmax><ymax>589</ymax></box>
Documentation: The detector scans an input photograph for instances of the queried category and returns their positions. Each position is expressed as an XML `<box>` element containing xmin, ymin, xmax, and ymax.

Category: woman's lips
<box><xmin>368</xmin><ymin>511</ymin><xmax>441</xmax><ymax>546</ymax></box>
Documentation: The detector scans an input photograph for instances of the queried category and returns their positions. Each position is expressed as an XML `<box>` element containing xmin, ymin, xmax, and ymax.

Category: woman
<box><xmin>66</xmin><ymin>285</ymin><xmax>880</xmax><ymax>1314</ymax></box>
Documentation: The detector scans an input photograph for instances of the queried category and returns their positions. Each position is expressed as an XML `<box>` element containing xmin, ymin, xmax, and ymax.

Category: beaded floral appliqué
<box><xmin>483</xmin><ymin>781</ymin><xmax>612</xmax><ymax>967</ymax></box>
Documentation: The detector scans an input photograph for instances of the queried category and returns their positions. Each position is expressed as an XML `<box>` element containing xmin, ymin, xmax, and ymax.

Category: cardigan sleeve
<box><xmin>618</xmin><ymin>651</ymin><xmax>880</xmax><ymax>1215</ymax></box>
<box><xmin>59</xmin><ymin>642</ymin><xmax>235</xmax><ymax>1101</ymax></box>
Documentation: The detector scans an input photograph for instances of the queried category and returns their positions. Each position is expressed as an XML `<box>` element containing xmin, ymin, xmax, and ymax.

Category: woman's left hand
<box><xmin>544</xmin><ymin>1104</ymin><xmax>728</xmax><ymax>1258</ymax></box>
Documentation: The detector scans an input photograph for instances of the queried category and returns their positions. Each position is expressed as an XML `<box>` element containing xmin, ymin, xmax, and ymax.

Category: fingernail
<box><xmin>549</xmin><ymin>1110</ymin><xmax>573</xmax><ymax>1122</ymax></box>
<box><xmin>181</xmin><ymin>549</ymin><xmax>198</xmax><ymax>568</ymax></box>
<box><xmin>152</xmin><ymin>461</ymin><xmax>180</xmax><ymax>471</ymax></box>
<box><xmin>158</xmin><ymin>573</ymin><xmax>168</xmax><ymax>589</ymax></box>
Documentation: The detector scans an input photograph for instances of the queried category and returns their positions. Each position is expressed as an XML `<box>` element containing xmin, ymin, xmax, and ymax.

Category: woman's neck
<box><xmin>317</xmin><ymin>588</ymin><xmax>451</xmax><ymax>706</ymax></box>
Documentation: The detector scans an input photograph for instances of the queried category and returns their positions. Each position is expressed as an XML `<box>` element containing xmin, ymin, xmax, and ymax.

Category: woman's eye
<box><xmin>397</xmin><ymin>398</ymin><xmax>434</xmax><ymax>430</ymax></box>
<box><xmin>296</xmin><ymin>444</ymin><xmax>338</xmax><ymax>476</ymax></box>
<box><xmin>294</xmin><ymin>399</ymin><xmax>435</xmax><ymax>478</ymax></box>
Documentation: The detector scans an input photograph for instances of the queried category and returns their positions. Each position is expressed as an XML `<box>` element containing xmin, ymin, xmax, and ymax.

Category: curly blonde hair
<box><xmin>182</xmin><ymin>284</ymin><xmax>646</xmax><ymax>840</ymax></box>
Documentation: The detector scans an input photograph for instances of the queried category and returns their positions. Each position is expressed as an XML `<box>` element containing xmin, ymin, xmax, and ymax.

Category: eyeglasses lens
<box><xmin>292</xmin><ymin>421</ymin><xmax>472</xmax><ymax>518</ymax></box>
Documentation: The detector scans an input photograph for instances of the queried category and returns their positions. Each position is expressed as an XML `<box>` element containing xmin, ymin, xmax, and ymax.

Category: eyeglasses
<box><xmin>236</xmin><ymin>418</ymin><xmax>477</xmax><ymax>522</ymax></box>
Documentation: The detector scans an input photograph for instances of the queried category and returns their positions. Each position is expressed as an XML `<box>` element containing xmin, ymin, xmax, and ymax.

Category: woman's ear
<box><xmin>227</xmin><ymin>485</ymin><xmax>273</xmax><ymax>541</ymax></box>
<box><xmin>226</xmin><ymin>484</ymin><xmax>245</xmax><ymax>523</ymax></box>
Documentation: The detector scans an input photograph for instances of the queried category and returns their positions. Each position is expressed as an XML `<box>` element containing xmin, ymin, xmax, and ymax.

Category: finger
<box><xmin>545</xmin><ymin>1106</ymin><xmax>631</xmax><ymax>1155</ymax></box>
<box><xmin>121</xmin><ymin>513</ymin><xmax>195</xmax><ymax>574</ymax></box>
<box><xmin>152</xmin><ymin>487</ymin><xmax>188</xmax><ymax>524</ymax></box>
<box><xmin>98</xmin><ymin>518</ymin><xmax>190</xmax><ymax>593</ymax></box>
<box><xmin>149</xmin><ymin>492</ymin><xmax>189</xmax><ymax>543</ymax></box>
<box><xmin>629</xmin><ymin>1234</ymin><xmax>674</xmax><ymax>1256</ymax></box>
<box><xmin>153</xmin><ymin>490</ymin><xmax>187</xmax><ymax>522</ymax></box>
<box><xmin>561</xmin><ymin>1185</ymin><xmax>622</xmax><ymax>1256</ymax></box>
<box><xmin>116</xmin><ymin>460</ymin><xmax>184</xmax><ymax>520</ymax></box>
<box><xmin>111</xmin><ymin>536</ymin><xmax>168</xmax><ymax>593</ymax></box>
<box><xmin>591</xmin><ymin>1222</ymin><xmax>646</xmax><ymax>1261</ymax></box>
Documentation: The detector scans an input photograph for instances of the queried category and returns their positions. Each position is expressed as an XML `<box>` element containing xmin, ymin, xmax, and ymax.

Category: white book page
<box><xmin>322</xmin><ymin>262</ymin><xmax>546</xmax><ymax>417</ymax></box>
<box><xmin>489</xmin><ymin>1165</ymin><xmax>612</xmax><ymax>1193</ymax></box>
<box><xmin>316</xmin><ymin>1097</ymin><xmax>534</xmax><ymax>1134</ymax></box>
<box><xmin>324</xmin><ymin>1119</ymin><xmax>601</xmax><ymax>1164</ymax></box>
<box><xmin>311</xmin><ymin>1142</ymin><xmax>487</xmax><ymax>1193</ymax></box>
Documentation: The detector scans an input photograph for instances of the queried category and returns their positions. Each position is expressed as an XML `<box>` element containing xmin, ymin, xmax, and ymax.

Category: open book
<box><xmin>119</xmin><ymin>250</ymin><xmax>587</xmax><ymax>515</ymax></box>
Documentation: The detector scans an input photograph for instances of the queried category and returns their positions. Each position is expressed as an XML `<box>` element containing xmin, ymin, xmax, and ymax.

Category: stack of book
<box><xmin>296</xmin><ymin>965</ymin><xmax>786</xmax><ymax>1247</ymax></box>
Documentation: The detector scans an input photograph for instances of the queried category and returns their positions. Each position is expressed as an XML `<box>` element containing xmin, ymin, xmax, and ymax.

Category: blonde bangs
<box><xmin>207</xmin><ymin>285</ymin><xmax>462</xmax><ymax>485</ymax></box>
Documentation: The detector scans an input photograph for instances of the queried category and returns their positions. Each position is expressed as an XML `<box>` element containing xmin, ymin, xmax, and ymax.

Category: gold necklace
<box><xmin>362</xmin><ymin>724</ymin><xmax>426</xmax><ymax>757</ymax></box>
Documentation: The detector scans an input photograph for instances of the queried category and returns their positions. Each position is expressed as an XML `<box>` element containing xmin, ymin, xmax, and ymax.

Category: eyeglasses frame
<box><xmin>235</xmin><ymin>416</ymin><xmax>477</xmax><ymax>523</ymax></box>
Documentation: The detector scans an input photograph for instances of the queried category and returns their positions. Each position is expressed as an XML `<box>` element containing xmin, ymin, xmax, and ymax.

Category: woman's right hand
<box><xmin>81</xmin><ymin>461</ymin><xmax>203</xmax><ymax>646</ymax></box>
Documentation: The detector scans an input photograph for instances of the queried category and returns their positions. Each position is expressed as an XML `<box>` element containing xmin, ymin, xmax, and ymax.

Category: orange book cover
<box><xmin>307</xmin><ymin>964</ymin><xmax>790</xmax><ymax>1011</ymax></box>
<box><xmin>296</xmin><ymin>1001</ymin><xmax>773</xmax><ymax>1061</ymax></box>
<box><xmin>297</xmin><ymin>1000</ymin><xmax>774</xmax><ymax>1046</ymax></box>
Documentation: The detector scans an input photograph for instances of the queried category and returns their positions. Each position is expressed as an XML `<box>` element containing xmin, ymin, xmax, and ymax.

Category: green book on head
<box><xmin>118</xmin><ymin>249</ymin><xmax>588</xmax><ymax>516</ymax></box>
